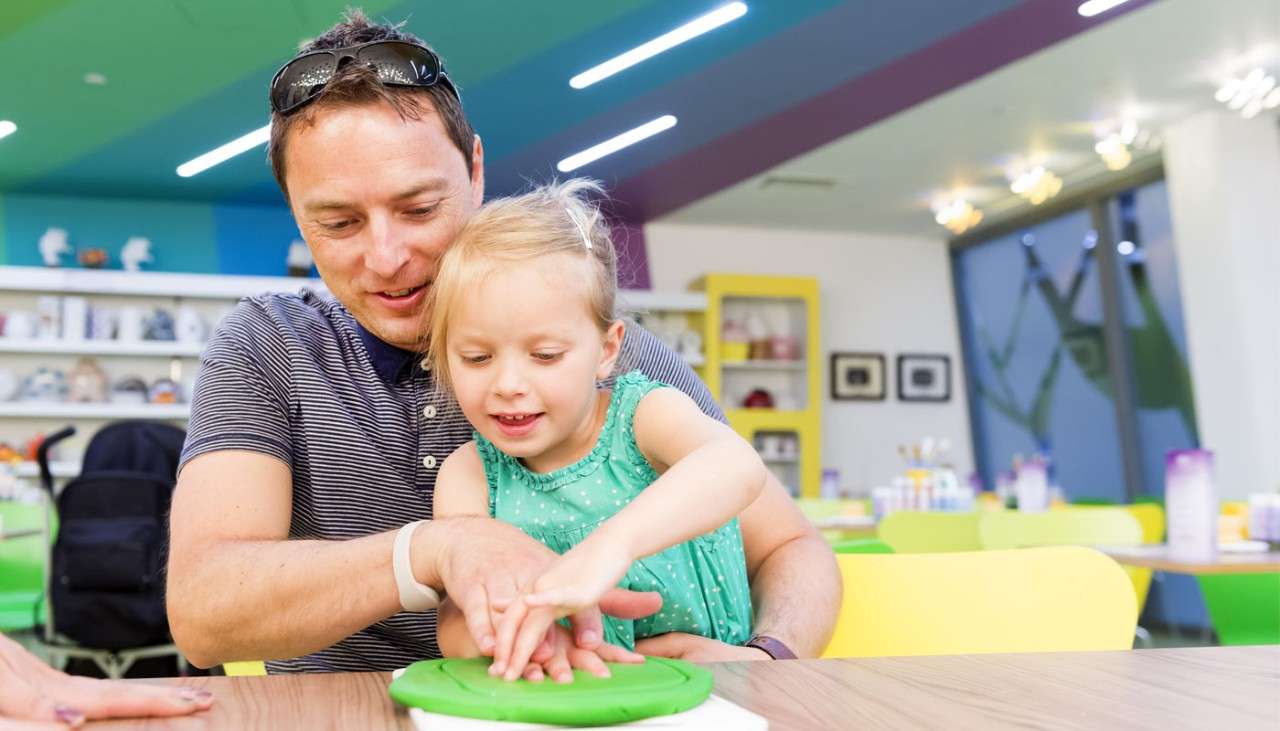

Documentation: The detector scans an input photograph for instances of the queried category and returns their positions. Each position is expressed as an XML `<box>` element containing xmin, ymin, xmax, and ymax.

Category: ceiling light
<box><xmin>1095</xmin><ymin>134</ymin><xmax>1132</xmax><ymax>171</ymax></box>
<box><xmin>932</xmin><ymin>198</ymin><xmax>983</xmax><ymax>235</ymax></box>
<box><xmin>0</xmin><ymin>120</ymin><xmax>15</xmax><ymax>141</ymax></box>
<box><xmin>177</xmin><ymin>124</ymin><xmax>270</xmax><ymax>178</ymax></box>
<box><xmin>557</xmin><ymin>115</ymin><xmax>677</xmax><ymax>172</ymax></box>
<box><xmin>1010</xmin><ymin>167</ymin><xmax>1063</xmax><ymax>205</ymax></box>
<box><xmin>1117</xmin><ymin>240</ymin><xmax>1136</xmax><ymax>256</ymax></box>
<box><xmin>1077</xmin><ymin>0</ymin><xmax>1133</xmax><ymax>18</ymax></box>
<box><xmin>570</xmin><ymin>2</ymin><xmax>747</xmax><ymax>89</ymax></box>
<box><xmin>1216</xmin><ymin>67</ymin><xmax>1279</xmax><ymax>119</ymax></box>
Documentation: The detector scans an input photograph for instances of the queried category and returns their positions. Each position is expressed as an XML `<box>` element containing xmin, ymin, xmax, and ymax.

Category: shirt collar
<box><xmin>355</xmin><ymin>321</ymin><xmax>421</xmax><ymax>384</ymax></box>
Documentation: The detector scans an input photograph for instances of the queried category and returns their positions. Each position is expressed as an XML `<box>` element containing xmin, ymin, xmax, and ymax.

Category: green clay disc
<box><xmin>388</xmin><ymin>657</ymin><xmax>713</xmax><ymax>726</ymax></box>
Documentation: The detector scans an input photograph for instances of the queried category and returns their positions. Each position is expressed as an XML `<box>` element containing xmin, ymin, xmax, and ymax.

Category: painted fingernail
<box><xmin>55</xmin><ymin>705</ymin><xmax>85</xmax><ymax>726</ymax></box>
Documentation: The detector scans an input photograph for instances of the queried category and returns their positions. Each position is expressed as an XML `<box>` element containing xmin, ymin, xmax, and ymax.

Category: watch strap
<box><xmin>745</xmin><ymin>634</ymin><xmax>798</xmax><ymax>660</ymax></box>
<box><xmin>394</xmin><ymin>520</ymin><xmax>442</xmax><ymax>612</ymax></box>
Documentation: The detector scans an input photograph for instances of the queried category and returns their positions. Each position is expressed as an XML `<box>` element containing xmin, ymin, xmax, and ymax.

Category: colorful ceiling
<box><xmin>0</xmin><ymin>0</ymin><xmax>1149</xmax><ymax>220</ymax></box>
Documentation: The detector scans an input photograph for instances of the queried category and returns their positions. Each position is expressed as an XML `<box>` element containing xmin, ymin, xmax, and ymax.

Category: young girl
<box><xmin>429</xmin><ymin>180</ymin><xmax>767</xmax><ymax>681</ymax></box>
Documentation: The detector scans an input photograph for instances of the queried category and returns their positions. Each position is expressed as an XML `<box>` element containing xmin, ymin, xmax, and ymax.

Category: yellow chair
<box><xmin>822</xmin><ymin>547</ymin><xmax>1136</xmax><ymax>658</ymax></box>
<box><xmin>979</xmin><ymin>508</ymin><xmax>1146</xmax><ymax>619</ymax></box>
<box><xmin>223</xmin><ymin>661</ymin><xmax>267</xmax><ymax>676</ymax></box>
<box><xmin>877</xmin><ymin>511</ymin><xmax>982</xmax><ymax>553</ymax></box>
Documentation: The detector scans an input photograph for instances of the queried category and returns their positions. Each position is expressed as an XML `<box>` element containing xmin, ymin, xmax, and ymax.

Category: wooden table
<box><xmin>1101</xmin><ymin>545</ymin><xmax>1280</xmax><ymax>575</ymax></box>
<box><xmin>93</xmin><ymin>647</ymin><xmax>1278</xmax><ymax>730</ymax></box>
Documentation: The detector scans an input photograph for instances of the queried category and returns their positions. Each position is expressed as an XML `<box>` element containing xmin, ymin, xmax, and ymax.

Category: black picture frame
<box><xmin>829</xmin><ymin>352</ymin><xmax>886</xmax><ymax>401</ymax></box>
<box><xmin>897</xmin><ymin>353</ymin><xmax>951</xmax><ymax>402</ymax></box>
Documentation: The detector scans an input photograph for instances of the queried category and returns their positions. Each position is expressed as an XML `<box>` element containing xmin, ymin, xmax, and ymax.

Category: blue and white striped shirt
<box><xmin>179</xmin><ymin>289</ymin><xmax>722</xmax><ymax>673</ymax></box>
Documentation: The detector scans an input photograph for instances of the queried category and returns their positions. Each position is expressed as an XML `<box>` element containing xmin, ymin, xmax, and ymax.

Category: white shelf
<box><xmin>0</xmin><ymin>266</ymin><xmax>326</xmax><ymax>299</ymax></box>
<box><xmin>0</xmin><ymin>338</ymin><xmax>206</xmax><ymax>357</ymax></box>
<box><xmin>723</xmin><ymin>360</ymin><xmax>807</xmax><ymax>371</ymax></box>
<box><xmin>618</xmin><ymin>290</ymin><xmax>707</xmax><ymax>312</ymax></box>
<box><xmin>0</xmin><ymin>402</ymin><xmax>189</xmax><ymax>419</ymax></box>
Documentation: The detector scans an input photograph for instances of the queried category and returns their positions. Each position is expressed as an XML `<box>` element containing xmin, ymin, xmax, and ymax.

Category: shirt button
<box><xmin>423</xmin><ymin>455</ymin><xmax>437</xmax><ymax>469</ymax></box>
<box><xmin>423</xmin><ymin>405</ymin><xmax>437</xmax><ymax>419</ymax></box>
<box><xmin>419</xmin><ymin>359</ymin><xmax>431</xmax><ymax>371</ymax></box>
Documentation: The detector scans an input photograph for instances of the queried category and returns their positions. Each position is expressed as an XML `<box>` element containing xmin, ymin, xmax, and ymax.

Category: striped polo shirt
<box><xmin>178</xmin><ymin>288</ymin><xmax>722</xmax><ymax>674</ymax></box>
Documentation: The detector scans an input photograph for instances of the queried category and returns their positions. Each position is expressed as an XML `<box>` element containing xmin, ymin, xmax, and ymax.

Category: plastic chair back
<box><xmin>877</xmin><ymin>511</ymin><xmax>982</xmax><ymax>553</ymax></box>
<box><xmin>822</xmin><ymin>547</ymin><xmax>1137</xmax><ymax>658</ymax></box>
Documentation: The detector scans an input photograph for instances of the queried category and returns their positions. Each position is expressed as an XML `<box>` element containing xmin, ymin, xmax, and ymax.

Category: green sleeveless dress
<box><xmin>473</xmin><ymin>371</ymin><xmax>753</xmax><ymax>651</ymax></box>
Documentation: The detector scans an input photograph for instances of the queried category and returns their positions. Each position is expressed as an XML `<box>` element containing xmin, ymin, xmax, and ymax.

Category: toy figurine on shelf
<box><xmin>720</xmin><ymin>319</ymin><xmax>748</xmax><ymax>362</ymax></box>
<box><xmin>110</xmin><ymin>376</ymin><xmax>149</xmax><ymax>404</ymax></box>
<box><xmin>746</xmin><ymin>311</ymin><xmax>771</xmax><ymax>360</ymax></box>
<box><xmin>78</xmin><ymin>247</ymin><xmax>109</xmax><ymax>268</ymax></box>
<box><xmin>18</xmin><ymin>367</ymin><xmax>67</xmax><ymax>402</ymax></box>
<box><xmin>741</xmin><ymin>387</ymin><xmax>774</xmax><ymax>409</ymax></box>
<box><xmin>120</xmin><ymin>236</ymin><xmax>153</xmax><ymax>272</ymax></box>
<box><xmin>143</xmin><ymin>308</ymin><xmax>176</xmax><ymax>341</ymax></box>
<box><xmin>148</xmin><ymin>377</ymin><xmax>181</xmax><ymax>404</ymax></box>
<box><xmin>38</xmin><ymin>227</ymin><xmax>72</xmax><ymax>267</ymax></box>
<box><xmin>67</xmin><ymin>358</ymin><xmax>109</xmax><ymax>403</ymax></box>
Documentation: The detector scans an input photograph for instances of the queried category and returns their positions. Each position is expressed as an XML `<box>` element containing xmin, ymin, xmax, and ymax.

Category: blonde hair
<box><xmin>424</xmin><ymin>178</ymin><xmax>619</xmax><ymax>391</ymax></box>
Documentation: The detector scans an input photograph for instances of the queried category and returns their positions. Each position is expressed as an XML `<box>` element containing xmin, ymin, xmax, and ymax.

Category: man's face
<box><xmin>283</xmin><ymin>100</ymin><xmax>484</xmax><ymax>349</ymax></box>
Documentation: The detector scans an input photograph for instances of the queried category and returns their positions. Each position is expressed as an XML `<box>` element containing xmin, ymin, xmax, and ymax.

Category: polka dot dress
<box><xmin>473</xmin><ymin>371</ymin><xmax>754</xmax><ymax>651</ymax></box>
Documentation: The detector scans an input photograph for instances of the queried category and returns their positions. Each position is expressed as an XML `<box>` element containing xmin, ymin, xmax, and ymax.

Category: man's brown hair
<box><xmin>267</xmin><ymin>8</ymin><xmax>476</xmax><ymax>201</ymax></box>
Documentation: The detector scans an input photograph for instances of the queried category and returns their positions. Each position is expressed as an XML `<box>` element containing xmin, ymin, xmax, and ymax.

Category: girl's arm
<box><xmin>589</xmin><ymin>386</ymin><xmax>767</xmax><ymax>560</ymax></box>
<box><xmin>433</xmin><ymin>443</ymin><xmax>491</xmax><ymax>657</ymax></box>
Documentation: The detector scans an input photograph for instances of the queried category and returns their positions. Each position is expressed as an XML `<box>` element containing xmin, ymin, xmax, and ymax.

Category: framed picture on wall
<box><xmin>897</xmin><ymin>354</ymin><xmax>950</xmax><ymax>402</ymax></box>
<box><xmin>829</xmin><ymin>352</ymin><xmax>885</xmax><ymax>401</ymax></box>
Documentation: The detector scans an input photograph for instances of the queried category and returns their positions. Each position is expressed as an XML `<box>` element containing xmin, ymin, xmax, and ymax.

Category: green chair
<box><xmin>877</xmin><ymin>511</ymin><xmax>982</xmax><ymax>553</ymax></box>
<box><xmin>831</xmin><ymin>538</ymin><xmax>892</xmax><ymax>554</ymax></box>
<box><xmin>978</xmin><ymin>508</ymin><xmax>1142</xmax><ymax>550</ymax></box>
<box><xmin>0</xmin><ymin>500</ymin><xmax>51</xmax><ymax>631</ymax></box>
<box><xmin>1198</xmin><ymin>573</ymin><xmax>1280</xmax><ymax>645</ymax></box>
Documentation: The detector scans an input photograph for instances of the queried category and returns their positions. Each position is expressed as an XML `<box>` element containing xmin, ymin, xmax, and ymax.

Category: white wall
<box><xmin>644</xmin><ymin>221</ymin><xmax>974</xmax><ymax>494</ymax></box>
<box><xmin>1164</xmin><ymin>110</ymin><xmax>1280</xmax><ymax>500</ymax></box>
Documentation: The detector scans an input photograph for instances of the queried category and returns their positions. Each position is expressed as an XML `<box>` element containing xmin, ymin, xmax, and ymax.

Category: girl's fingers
<box><xmin>566</xmin><ymin>646</ymin><xmax>611</xmax><ymax>679</ymax></box>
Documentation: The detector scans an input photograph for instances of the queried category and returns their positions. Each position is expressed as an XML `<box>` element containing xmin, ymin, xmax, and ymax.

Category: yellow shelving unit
<box><xmin>692</xmin><ymin>274</ymin><xmax>821</xmax><ymax>497</ymax></box>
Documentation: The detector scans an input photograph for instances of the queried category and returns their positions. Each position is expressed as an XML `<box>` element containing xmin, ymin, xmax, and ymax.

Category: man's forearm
<box><xmin>748</xmin><ymin>530</ymin><xmax>841</xmax><ymax>657</ymax></box>
<box><xmin>167</xmin><ymin>524</ymin><xmax>445</xmax><ymax>668</ymax></box>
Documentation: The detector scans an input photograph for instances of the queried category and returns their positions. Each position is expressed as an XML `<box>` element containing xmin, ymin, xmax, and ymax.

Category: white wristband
<box><xmin>393</xmin><ymin>520</ymin><xmax>442</xmax><ymax>612</ymax></box>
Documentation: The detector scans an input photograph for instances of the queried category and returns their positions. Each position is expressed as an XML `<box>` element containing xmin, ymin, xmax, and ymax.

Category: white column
<box><xmin>1163</xmin><ymin>110</ymin><xmax>1280</xmax><ymax>500</ymax></box>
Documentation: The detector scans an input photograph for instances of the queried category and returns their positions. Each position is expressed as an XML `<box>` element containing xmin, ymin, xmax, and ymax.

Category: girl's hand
<box><xmin>512</xmin><ymin>622</ymin><xmax>644</xmax><ymax>684</ymax></box>
<box><xmin>490</xmin><ymin>542</ymin><xmax>634</xmax><ymax>681</ymax></box>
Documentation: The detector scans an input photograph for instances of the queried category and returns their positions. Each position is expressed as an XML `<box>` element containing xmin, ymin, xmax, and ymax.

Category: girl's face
<box><xmin>445</xmin><ymin>254</ymin><xmax>623</xmax><ymax>472</ymax></box>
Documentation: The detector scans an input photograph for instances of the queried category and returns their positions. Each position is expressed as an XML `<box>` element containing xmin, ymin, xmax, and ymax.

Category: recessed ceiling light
<box><xmin>177</xmin><ymin>123</ymin><xmax>271</xmax><ymax>177</ymax></box>
<box><xmin>1117</xmin><ymin>240</ymin><xmax>1136</xmax><ymax>256</ymax></box>
<box><xmin>0</xmin><ymin>120</ymin><xmax>16</xmax><ymax>140</ymax></box>
<box><xmin>569</xmin><ymin>2</ymin><xmax>748</xmax><ymax>89</ymax></box>
<box><xmin>932</xmin><ymin>198</ymin><xmax>983</xmax><ymax>234</ymax></box>
<box><xmin>1077</xmin><ymin>0</ymin><xmax>1133</xmax><ymax>18</ymax></box>
<box><xmin>84</xmin><ymin>72</ymin><xmax>108</xmax><ymax>86</ymax></box>
<box><xmin>557</xmin><ymin>115</ymin><xmax>677</xmax><ymax>172</ymax></box>
<box><xmin>1010</xmin><ymin>167</ymin><xmax>1063</xmax><ymax>205</ymax></box>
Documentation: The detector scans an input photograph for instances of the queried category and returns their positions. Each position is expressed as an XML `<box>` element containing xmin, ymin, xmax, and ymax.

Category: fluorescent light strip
<box><xmin>177</xmin><ymin>124</ymin><xmax>271</xmax><ymax>178</ymax></box>
<box><xmin>1077</xmin><ymin>0</ymin><xmax>1133</xmax><ymax>18</ymax></box>
<box><xmin>570</xmin><ymin>2</ymin><xmax>747</xmax><ymax>89</ymax></box>
<box><xmin>0</xmin><ymin>120</ymin><xmax>16</xmax><ymax>140</ymax></box>
<box><xmin>557</xmin><ymin>115</ymin><xmax>677</xmax><ymax>172</ymax></box>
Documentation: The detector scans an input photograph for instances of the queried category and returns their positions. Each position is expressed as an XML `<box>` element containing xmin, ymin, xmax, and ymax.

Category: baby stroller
<box><xmin>34</xmin><ymin>420</ymin><xmax>190</xmax><ymax>678</ymax></box>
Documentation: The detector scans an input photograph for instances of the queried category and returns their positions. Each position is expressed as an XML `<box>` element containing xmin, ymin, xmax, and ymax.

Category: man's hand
<box><xmin>634</xmin><ymin>633</ymin><xmax>771</xmax><ymax>663</ymax></box>
<box><xmin>491</xmin><ymin>541</ymin><xmax>634</xmax><ymax>681</ymax></box>
<box><xmin>429</xmin><ymin>517</ymin><xmax>661</xmax><ymax>658</ymax></box>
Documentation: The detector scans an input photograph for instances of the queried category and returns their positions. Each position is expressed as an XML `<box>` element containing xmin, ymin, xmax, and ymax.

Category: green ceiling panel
<box><xmin>0</xmin><ymin>0</ymin><xmax>400</xmax><ymax>189</ymax></box>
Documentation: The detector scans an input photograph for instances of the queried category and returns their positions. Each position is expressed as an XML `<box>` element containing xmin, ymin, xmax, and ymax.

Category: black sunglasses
<box><xmin>269</xmin><ymin>40</ymin><xmax>460</xmax><ymax>115</ymax></box>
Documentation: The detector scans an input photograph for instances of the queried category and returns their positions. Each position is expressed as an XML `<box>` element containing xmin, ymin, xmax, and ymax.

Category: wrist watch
<box><xmin>745</xmin><ymin>634</ymin><xmax>797</xmax><ymax>660</ymax></box>
<box><xmin>393</xmin><ymin>520</ymin><xmax>443</xmax><ymax>612</ymax></box>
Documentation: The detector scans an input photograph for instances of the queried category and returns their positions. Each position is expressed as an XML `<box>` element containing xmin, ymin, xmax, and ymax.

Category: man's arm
<box><xmin>166</xmin><ymin>450</ymin><xmax>430</xmax><ymax>667</ymax></box>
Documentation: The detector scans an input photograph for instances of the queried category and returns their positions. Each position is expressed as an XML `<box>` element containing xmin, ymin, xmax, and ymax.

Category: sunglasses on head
<box><xmin>269</xmin><ymin>39</ymin><xmax>460</xmax><ymax>115</ymax></box>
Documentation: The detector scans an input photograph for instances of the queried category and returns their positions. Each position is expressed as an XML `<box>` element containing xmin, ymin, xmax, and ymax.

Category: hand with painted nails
<box><xmin>0</xmin><ymin>633</ymin><xmax>212</xmax><ymax>729</ymax></box>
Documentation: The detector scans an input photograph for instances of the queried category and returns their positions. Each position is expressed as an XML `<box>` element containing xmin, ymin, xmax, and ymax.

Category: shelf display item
<box><xmin>38</xmin><ymin>227</ymin><xmax>72</xmax><ymax>267</ymax></box>
<box><xmin>36</xmin><ymin>296</ymin><xmax>61</xmax><ymax>340</ymax></box>
<box><xmin>746</xmin><ymin>311</ymin><xmax>771</xmax><ymax>360</ymax></box>
<box><xmin>110</xmin><ymin>376</ymin><xmax>150</xmax><ymax>404</ymax></box>
<box><xmin>742</xmin><ymin>387</ymin><xmax>774</xmax><ymax>409</ymax></box>
<box><xmin>78</xmin><ymin>247</ymin><xmax>109</xmax><ymax>268</ymax></box>
<box><xmin>144</xmin><ymin>308</ymin><xmax>176</xmax><ymax>341</ymax></box>
<box><xmin>116</xmin><ymin>307</ymin><xmax>145</xmax><ymax>342</ymax></box>
<box><xmin>120</xmin><ymin>236</ymin><xmax>153</xmax><ymax>272</ymax></box>
<box><xmin>89</xmin><ymin>305</ymin><xmax>117</xmax><ymax>340</ymax></box>
<box><xmin>770</xmin><ymin>334</ymin><xmax>801</xmax><ymax>361</ymax></box>
<box><xmin>148</xmin><ymin>378</ymin><xmax>182</xmax><ymax>405</ymax></box>
<box><xmin>721</xmin><ymin>319</ymin><xmax>748</xmax><ymax>362</ymax></box>
<box><xmin>67</xmin><ymin>358</ymin><xmax>108</xmax><ymax>403</ymax></box>
<box><xmin>175</xmin><ymin>305</ymin><xmax>207</xmax><ymax>343</ymax></box>
<box><xmin>62</xmin><ymin>296</ymin><xmax>88</xmax><ymax>341</ymax></box>
<box><xmin>3</xmin><ymin>311</ymin><xmax>35</xmax><ymax>339</ymax></box>
<box><xmin>0</xmin><ymin>368</ymin><xmax>18</xmax><ymax>401</ymax></box>
<box><xmin>18</xmin><ymin>367</ymin><xmax>67</xmax><ymax>402</ymax></box>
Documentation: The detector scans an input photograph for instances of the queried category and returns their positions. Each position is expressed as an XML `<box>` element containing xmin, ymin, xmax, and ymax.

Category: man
<box><xmin>167</xmin><ymin>10</ymin><xmax>839</xmax><ymax>674</ymax></box>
